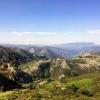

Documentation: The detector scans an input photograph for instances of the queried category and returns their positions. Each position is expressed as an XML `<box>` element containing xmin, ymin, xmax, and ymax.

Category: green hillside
<box><xmin>0</xmin><ymin>72</ymin><xmax>99</xmax><ymax>100</ymax></box>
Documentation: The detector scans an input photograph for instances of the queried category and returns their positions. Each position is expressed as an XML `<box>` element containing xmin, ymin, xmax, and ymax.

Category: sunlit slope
<box><xmin>20</xmin><ymin>53</ymin><xmax>100</xmax><ymax>80</ymax></box>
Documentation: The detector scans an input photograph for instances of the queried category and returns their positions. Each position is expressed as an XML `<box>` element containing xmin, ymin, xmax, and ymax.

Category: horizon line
<box><xmin>0</xmin><ymin>42</ymin><xmax>99</xmax><ymax>46</ymax></box>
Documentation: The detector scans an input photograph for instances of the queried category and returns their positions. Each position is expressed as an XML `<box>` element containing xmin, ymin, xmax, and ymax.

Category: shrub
<box><xmin>47</xmin><ymin>78</ymin><xmax>52</xmax><ymax>82</ymax></box>
<box><xmin>81</xmin><ymin>89</ymin><xmax>93</xmax><ymax>97</ymax></box>
<box><xmin>68</xmin><ymin>84</ymin><xmax>79</xmax><ymax>92</ymax></box>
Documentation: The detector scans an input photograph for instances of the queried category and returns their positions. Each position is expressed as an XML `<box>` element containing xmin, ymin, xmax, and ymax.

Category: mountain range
<box><xmin>1</xmin><ymin>42</ymin><xmax>100</xmax><ymax>59</ymax></box>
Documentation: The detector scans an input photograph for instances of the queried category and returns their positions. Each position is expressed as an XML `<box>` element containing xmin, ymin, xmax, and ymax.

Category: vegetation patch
<box><xmin>66</xmin><ymin>78</ymin><xmax>93</xmax><ymax>89</ymax></box>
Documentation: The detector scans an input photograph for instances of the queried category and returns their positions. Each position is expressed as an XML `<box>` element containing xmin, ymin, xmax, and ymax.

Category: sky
<box><xmin>0</xmin><ymin>0</ymin><xmax>100</xmax><ymax>45</ymax></box>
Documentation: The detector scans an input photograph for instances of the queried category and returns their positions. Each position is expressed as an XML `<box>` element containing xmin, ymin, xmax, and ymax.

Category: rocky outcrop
<box><xmin>0</xmin><ymin>46</ymin><xmax>33</xmax><ymax>67</ymax></box>
<box><xmin>0</xmin><ymin>74</ymin><xmax>21</xmax><ymax>91</ymax></box>
<box><xmin>0</xmin><ymin>63</ymin><xmax>33</xmax><ymax>83</ymax></box>
<box><xmin>21</xmin><ymin>54</ymin><xmax>100</xmax><ymax>81</ymax></box>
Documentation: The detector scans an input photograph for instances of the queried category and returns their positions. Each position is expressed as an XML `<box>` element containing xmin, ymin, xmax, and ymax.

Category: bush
<box><xmin>81</xmin><ymin>89</ymin><xmax>93</xmax><ymax>97</ymax></box>
<box><xmin>68</xmin><ymin>84</ymin><xmax>79</xmax><ymax>92</ymax></box>
<box><xmin>47</xmin><ymin>78</ymin><xmax>52</xmax><ymax>82</ymax></box>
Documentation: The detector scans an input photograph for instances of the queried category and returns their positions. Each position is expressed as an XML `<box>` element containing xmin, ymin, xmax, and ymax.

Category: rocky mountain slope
<box><xmin>0</xmin><ymin>46</ymin><xmax>34</xmax><ymax>67</ymax></box>
<box><xmin>0</xmin><ymin>46</ymin><xmax>34</xmax><ymax>91</ymax></box>
<box><xmin>20</xmin><ymin>53</ymin><xmax>100</xmax><ymax>81</ymax></box>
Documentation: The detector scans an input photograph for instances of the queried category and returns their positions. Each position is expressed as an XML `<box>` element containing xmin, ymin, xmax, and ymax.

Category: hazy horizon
<box><xmin>0</xmin><ymin>42</ymin><xmax>99</xmax><ymax>46</ymax></box>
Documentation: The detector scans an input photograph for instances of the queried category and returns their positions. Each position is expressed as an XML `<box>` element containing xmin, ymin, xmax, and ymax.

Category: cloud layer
<box><xmin>0</xmin><ymin>30</ymin><xmax>100</xmax><ymax>45</ymax></box>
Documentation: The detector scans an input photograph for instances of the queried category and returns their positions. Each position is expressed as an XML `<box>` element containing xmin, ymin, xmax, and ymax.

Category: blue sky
<box><xmin>0</xmin><ymin>0</ymin><xmax>100</xmax><ymax>45</ymax></box>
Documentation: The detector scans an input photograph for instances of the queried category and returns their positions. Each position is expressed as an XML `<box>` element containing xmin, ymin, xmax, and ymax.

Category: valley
<box><xmin>0</xmin><ymin>43</ymin><xmax>100</xmax><ymax>100</ymax></box>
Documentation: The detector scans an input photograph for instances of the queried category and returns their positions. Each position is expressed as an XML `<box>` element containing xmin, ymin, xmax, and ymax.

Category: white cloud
<box><xmin>88</xmin><ymin>30</ymin><xmax>100</xmax><ymax>34</ymax></box>
<box><xmin>35</xmin><ymin>32</ymin><xmax>57</xmax><ymax>35</ymax></box>
<box><xmin>11</xmin><ymin>31</ymin><xmax>57</xmax><ymax>36</ymax></box>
